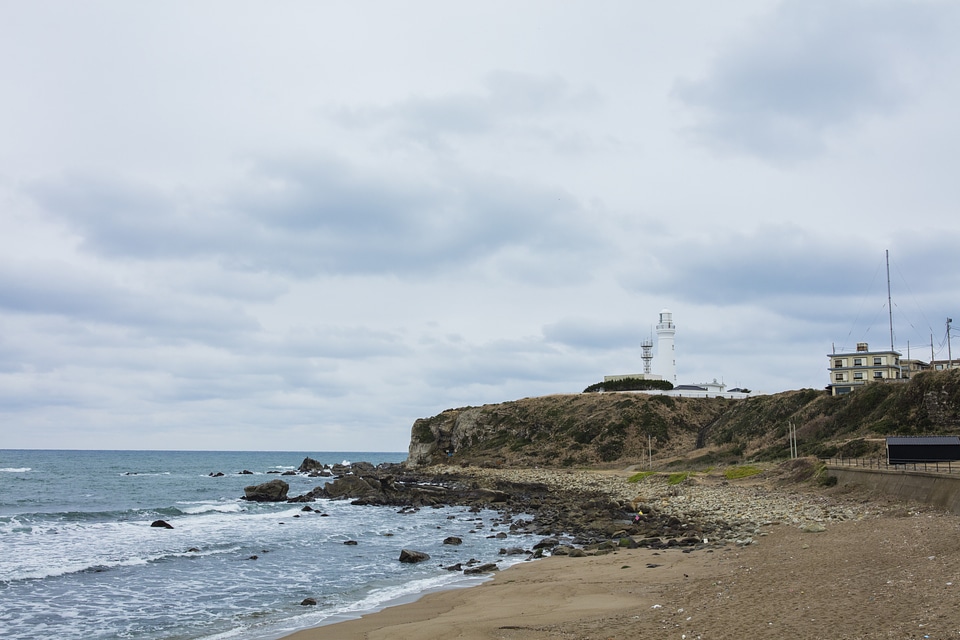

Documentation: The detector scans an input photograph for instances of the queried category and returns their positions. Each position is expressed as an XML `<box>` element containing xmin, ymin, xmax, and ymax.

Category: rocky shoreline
<box><xmin>243</xmin><ymin>457</ymin><xmax>886</xmax><ymax>560</ymax></box>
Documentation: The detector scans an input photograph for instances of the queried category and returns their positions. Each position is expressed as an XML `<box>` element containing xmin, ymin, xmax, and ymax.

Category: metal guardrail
<box><xmin>824</xmin><ymin>457</ymin><xmax>960</xmax><ymax>474</ymax></box>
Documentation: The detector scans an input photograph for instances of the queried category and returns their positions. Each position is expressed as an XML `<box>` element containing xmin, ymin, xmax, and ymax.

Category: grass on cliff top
<box><xmin>723</xmin><ymin>465</ymin><xmax>763</xmax><ymax>480</ymax></box>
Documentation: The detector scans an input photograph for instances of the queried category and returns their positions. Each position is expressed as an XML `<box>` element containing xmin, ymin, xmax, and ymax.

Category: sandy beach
<box><xmin>284</xmin><ymin>468</ymin><xmax>960</xmax><ymax>640</ymax></box>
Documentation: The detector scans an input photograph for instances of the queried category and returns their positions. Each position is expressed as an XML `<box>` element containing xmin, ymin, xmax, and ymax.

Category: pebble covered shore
<box><xmin>427</xmin><ymin>464</ymin><xmax>888</xmax><ymax>546</ymax></box>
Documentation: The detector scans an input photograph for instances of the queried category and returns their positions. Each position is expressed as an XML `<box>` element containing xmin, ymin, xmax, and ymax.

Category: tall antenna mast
<box><xmin>886</xmin><ymin>249</ymin><xmax>894</xmax><ymax>352</ymax></box>
<box><xmin>641</xmin><ymin>335</ymin><xmax>654</xmax><ymax>375</ymax></box>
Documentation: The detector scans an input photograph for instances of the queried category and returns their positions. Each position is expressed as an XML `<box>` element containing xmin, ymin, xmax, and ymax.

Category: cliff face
<box><xmin>406</xmin><ymin>369</ymin><xmax>960</xmax><ymax>468</ymax></box>
<box><xmin>407</xmin><ymin>392</ymin><xmax>730</xmax><ymax>467</ymax></box>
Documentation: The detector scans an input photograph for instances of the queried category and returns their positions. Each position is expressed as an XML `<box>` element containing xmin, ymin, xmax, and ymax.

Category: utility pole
<box><xmin>949</xmin><ymin>318</ymin><xmax>954</xmax><ymax>369</ymax></box>
<box><xmin>788</xmin><ymin>421</ymin><xmax>797</xmax><ymax>459</ymax></box>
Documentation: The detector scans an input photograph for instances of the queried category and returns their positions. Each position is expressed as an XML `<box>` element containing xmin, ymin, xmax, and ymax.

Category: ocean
<box><xmin>0</xmin><ymin>450</ymin><xmax>540</xmax><ymax>640</ymax></box>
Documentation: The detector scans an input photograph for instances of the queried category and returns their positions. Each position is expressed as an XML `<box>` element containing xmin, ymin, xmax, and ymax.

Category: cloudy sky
<box><xmin>2</xmin><ymin>1</ymin><xmax>958</xmax><ymax>451</ymax></box>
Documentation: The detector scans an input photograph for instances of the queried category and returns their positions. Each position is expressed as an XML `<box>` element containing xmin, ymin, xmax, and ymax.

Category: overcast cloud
<box><xmin>1</xmin><ymin>1</ymin><xmax>958</xmax><ymax>451</ymax></box>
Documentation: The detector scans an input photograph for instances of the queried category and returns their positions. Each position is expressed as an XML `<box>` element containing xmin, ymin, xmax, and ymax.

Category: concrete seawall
<box><xmin>827</xmin><ymin>466</ymin><xmax>960</xmax><ymax>514</ymax></box>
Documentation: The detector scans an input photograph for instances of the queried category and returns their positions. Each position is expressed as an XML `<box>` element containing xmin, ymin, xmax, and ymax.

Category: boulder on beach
<box><xmin>242</xmin><ymin>479</ymin><xmax>289</xmax><ymax>502</ymax></box>
<box><xmin>463</xmin><ymin>563</ymin><xmax>499</xmax><ymax>575</ymax></box>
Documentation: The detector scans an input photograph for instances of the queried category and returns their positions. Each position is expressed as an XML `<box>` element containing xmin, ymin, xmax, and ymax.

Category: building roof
<box><xmin>829</xmin><ymin>349</ymin><xmax>902</xmax><ymax>357</ymax></box>
<box><xmin>886</xmin><ymin>436</ymin><xmax>960</xmax><ymax>446</ymax></box>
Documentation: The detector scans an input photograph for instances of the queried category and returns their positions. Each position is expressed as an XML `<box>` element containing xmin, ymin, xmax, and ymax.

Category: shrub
<box><xmin>583</xmin><ymin>378</ymin><xmax>674</xmax><ymax>393</ymax></box>
<box><xmin>412</xmin><ymin>422</ymin><xmax>435</xmax><ymax>444</ymax></box>
<box><xmin>627</xmin><ymin>471</ymin><xmax>655</xmax><ymax>483</ymax></box>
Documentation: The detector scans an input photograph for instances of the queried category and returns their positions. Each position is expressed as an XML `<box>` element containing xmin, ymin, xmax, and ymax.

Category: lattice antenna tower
<box><xmin>641</xmin><ymin>329</ymin><xmax>654</xmax><ymax>375</ymax></box>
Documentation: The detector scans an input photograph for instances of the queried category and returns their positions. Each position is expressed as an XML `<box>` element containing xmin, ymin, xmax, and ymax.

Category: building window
<box><xmin>874</xmin><ymin>357</ymin><xmax>883</xmax><ymax>365</ymax></box>
<box><xmin>854</xmin><ymin>358</ymin><xmax>863</xmax><ymax>366</ymax></box>
<box><xmin>835</xmin><ymin>373</ymin><xmax>845</xmax><ymax>381</ymax></box>
<box><xmin>854</xmin><ymin>372</ymin><xmax>863</xmax><ymax>380</ymax></box>
<box><xmin>834</xmin><ymin>359</ymin><xmax>843</xmax><ymax>368</ymax></box>
<box><xmin>874</xmin><ymin>371</ymin><xmax>884</xmax><ymax>379</ymax></box>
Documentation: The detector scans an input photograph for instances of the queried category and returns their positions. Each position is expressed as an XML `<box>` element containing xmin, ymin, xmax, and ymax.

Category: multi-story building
<box><xmin>900</xmin><ymin>358</ymin><xmax>931</xmax><ymax>379</ymax></box>
<box><xmin>930</xmin><ymin>359</ymin><xmax>960</xmax><ymax>371</ymax></box>
<box><xmin>827</xmin><ymin>342</ymin><xmax>902</xmax><ymax>396</ymax></box>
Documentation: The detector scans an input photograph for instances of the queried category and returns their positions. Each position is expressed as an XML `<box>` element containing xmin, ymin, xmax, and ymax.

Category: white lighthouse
<box><xmin>656</xmin><ymin>308</ymin><xmax>676</xmax><ymax>383</ymax></box>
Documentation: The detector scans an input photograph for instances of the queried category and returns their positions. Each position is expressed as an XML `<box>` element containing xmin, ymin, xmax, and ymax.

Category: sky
<box><xmin>1</xmin><ymin>1</ymin><xmax>958</xmax><ymax>451</ymax></box>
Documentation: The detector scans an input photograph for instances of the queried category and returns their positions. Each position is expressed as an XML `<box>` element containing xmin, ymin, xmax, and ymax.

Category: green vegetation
<box><xmin>667</xmin><ymin>472</ymin><xmax>692</xmax><ymax>485</ymax></box>
<box><xmin>583</xmin><ymin>378</ymin><xmax>674</xmax><ymax>393</ymax></box>
<box><xmin>723</xmin><ymin>465</ymin><xmax>763</xmax><ymax>480</ymax></box>
<box><xmin>412</xmin><ymin>422</ymin><xmax>436</xmax><ymax>444</ymax></box>
<box><xmin>813</xmin><ymin>460</ymin><xmax>838</xmax><ymax>486</ymax></box>
<box><xmin>627</xmin><ymin>471</ymin><xmax>655</xmax><ymax>482</ymax></box>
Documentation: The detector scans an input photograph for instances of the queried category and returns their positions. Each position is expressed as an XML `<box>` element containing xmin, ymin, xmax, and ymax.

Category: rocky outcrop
<box><xmin>406</xmin><ymin>370</ymin><xmax>960</xmax><ymax>467</ymax></box>
<box><xmin>298</xmin><ymin>457</ymin><xmax>326</xmax><ymax>474</ymax></box>
<box><xmin>243</xmin><ymin>479</ymin><xmax>289</xmax><ymax>502</ymax></box>
<box><xmin>406</xmin><ymin>394</ymin><xmax>727</xmax><ymax>468</ymax></box>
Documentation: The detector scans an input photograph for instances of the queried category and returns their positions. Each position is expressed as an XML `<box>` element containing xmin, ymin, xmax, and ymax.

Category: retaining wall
<box><xmin>827</xmin><ymin>466</ymin><xmax>960</xmax><ymax>514</ymax></box>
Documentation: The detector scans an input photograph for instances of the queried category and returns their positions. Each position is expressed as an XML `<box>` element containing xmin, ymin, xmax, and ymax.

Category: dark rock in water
<box><xmin>443</xmin><ymin>563</ymin><xmax>463</xmax><ymax>571</ymax></box>
<box><xmin>301</xmin><ymin>598</ymin><xmax>317</xmax><ymax>606</ymax></box>
<box><xmin>281</xmin><ymin>470</ymin><xmax>296</xmax><ymax>476</ymax></box>
<box><xmin>463</xmin><ymin>563</ymin><xmax>499</xmax><ymax>575</ymax></box>
<box><xmin>344</xmin><ymin>540</ymin><xmax>358</xmax><ymax>546</ymax></box>
<box><xmin>267</xmin><ymin>470</ymin><xmax>281</xmax><ymax>474</ymax></box>
<box><xmin>323</xmin><ymin>475</ymin><xmax>379</xmax><ymax>499</ymax></box>
<box><xmin>247</xmin><ymin>555</ymin><xmax>258</xmax><ymax>560</ymax></box>
<box><xmin>399</xmin><ymin>549</ymin><xmax>431</xmax><ymax>564</ymax></box>
<box><xmin>443</xmin><ymin>536</ymin><xmax>463</xmax><ymax>545</ymax></box>
<box><xmin>351</xmin><ymin>461</ymin><xmax>377</xmax><ymax>476</ymax></box>
<box><xmin>242</xmin><ymin>479</ymin><xmax>289</xmax><ymax>502</ymax></box>
<box><xmin>150</xmin><ymin>520</ymin><xmax>174</xmax><ymax>529</ymax></box>
<box><xmin>286</xmin><ymin>486</ymin><xmax>327</xmax><ymax>503</ymax></box>
<box><xmin>187</xmin><ymin>547</ymin><xmax>200</xmax><ymax>553</ymax></box>
<box><xmin>239</xmin><ymin>470</ymin><xmax>254</xmax><ymax>475</ymax></box>
<box><xmin>499</xmin><ymin>547</ymin><xmax>526</xmax><ymax>556</ymax></box>
<box><xmin>209</xmin><ymin>472</ymin><xmax>224</xmax><ymax>477</ymax></box>
<box><xmin>298</xmin><ymin>457</ymin><xmax>326</xmax><ymax>474</ymax></box>
<box><xmin>301</xmin><ymin>505</ymin><xmax>315</xmax><ymax>512</ymax></box>
<box><xmin>534</xmin><ymin>537</ymin><xmax>559</xmax><ymax>549</ymax></box>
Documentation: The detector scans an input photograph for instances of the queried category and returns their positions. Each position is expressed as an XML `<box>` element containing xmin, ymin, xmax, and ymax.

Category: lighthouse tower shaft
<box><xmin>656</xmin><ymin>309</ymin><xmax>676</xmax><ymax>383</ymax></box>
